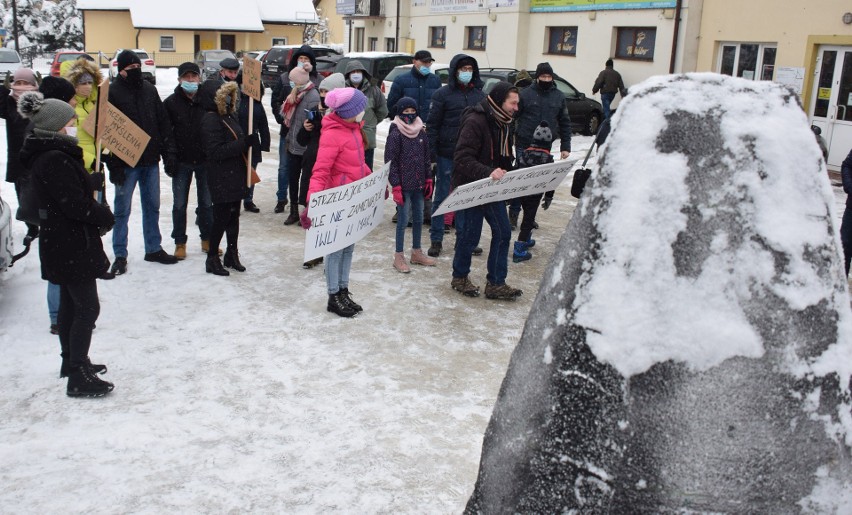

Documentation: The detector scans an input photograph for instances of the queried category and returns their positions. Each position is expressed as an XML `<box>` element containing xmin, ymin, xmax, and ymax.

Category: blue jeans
<box><xmin>452</xmin><ymin>201</ymin><xmax>511</xmax><ymax>285</ymax></box>
<box><xmin>601</xmin><ymin>92</ymin><xmax>616</xmax><ymax>120</ymax></box>
<box><xmin>171</xmin><ymin>163</ymin><xmax>212</xmax><ymax>244</ymax></box>
<box><xmin>48</xmin><ymin>281</ymin><xmax>60</xmax><ymax>324</ymax></box>
<box><xmin>396</xmin><ymin>189</ymin><xmax>425</xmax><ymax>252</ymax></box>
<box><xmin>113</xmin><ymin>164</ymin><xmax>163</xmax><ymax>258</ymax></box>
<box><xmin>325</xmin><ymin>244</ymin><xmax>355</xmax><ymax>295</ymax></box>
<box><xmin>429</xmin><ymin>156</ymin><xmax>454</xmax><ymax>243</ymax></box>
<box><xmin>277</xmin><ymin>131</ymin><xmax>289</xmax><ymax>202</ymax></box>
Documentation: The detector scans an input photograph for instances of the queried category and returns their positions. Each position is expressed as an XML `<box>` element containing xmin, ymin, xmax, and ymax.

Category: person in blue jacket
<box><xmin>387</xmin><ymin>50</ymin><xmax>442</xmax><ymax>122</ymax></box>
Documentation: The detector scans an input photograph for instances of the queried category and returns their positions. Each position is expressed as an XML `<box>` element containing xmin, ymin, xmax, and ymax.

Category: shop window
<box><xmin>369</xmin><ymin>37</ymin><xmax>378</xmax><ymax>51</ymax></box>
<box><xmin>615</xmin><ymin>27</ymin><xmax>656</xmax><ymax>61</ymax></box>
<box><xmin>717</xmin><ymin>43</ymin><xmax>777</xmax><ymax>81</ymax></box>
<box><xmin>430</xmin><ymin>26</ymin><xmax>446</xmax><ymax>49</ymax></box>
<box><xmin>159</xmin><ymin>35</ymin><xmax>175</xmax><ymax>52</ymax></box>
<box><xmin>547</xmin><ymin>27</ymin><xmax>577</xmax><ymax>56</ymax></box>
<box><xmin>466</xmin><ymin>26</ymin><xmax>486</xmax><ymax>51</ymax></box>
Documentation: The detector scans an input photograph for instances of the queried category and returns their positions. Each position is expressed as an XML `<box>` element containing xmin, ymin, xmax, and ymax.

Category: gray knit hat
<box><xmin>319</xmin><ymin>72</ymin><xmax>346</xmax><ymax>93</ymax></box>
<box><xmin>17</xmin><ymin>91</ymin><xmax>76</xmax><ymax>132</ymax></box>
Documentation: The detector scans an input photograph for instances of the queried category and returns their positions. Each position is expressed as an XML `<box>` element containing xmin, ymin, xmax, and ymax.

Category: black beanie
<box><xmin>116</xmin><ymin>49</ymin><xmax>141</xmax><ymax>72</ymax></box>
<box><xmin>39</xmin><ymin>76</ymin><xmax>76</xmax><ymax>102</ymax></box>
<box><xmin>178</xmin><ymin>62</ymin><xmax>200</xmax><ymax>78</ymax></box>
<box><xmin>535</xmin><ymin>62</ymin><xmax>554</xmax><ymax>77</ymax></box>
<box><xmin>488</xmin><ymin>81</ymin><xmax>516</xmax><ymax>106</ymax></box>
<box><xmin>606</xmin><ymin>58</ymin><xmax>614</xmax><ymax>67</ymax></box>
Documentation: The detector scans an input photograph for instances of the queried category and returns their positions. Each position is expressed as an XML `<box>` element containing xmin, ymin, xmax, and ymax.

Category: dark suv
<box><xmin>261</xmin><ymin>45</ymin><xmax>342</xmax><ymax>87</ymax></box>
<box><xmin>195</xmin><ymin>49</ymin><xmax>237</xmax><ymax>81</ymax></box>
<box><xmin>479</xmin><ymin>68</ymin><xmax>604</xmax><ymax>135</ymax></box>
<box><xmin>333</xmin><ymin>52</ymin><xmax>413</xmax><ymax>88</ymax></box>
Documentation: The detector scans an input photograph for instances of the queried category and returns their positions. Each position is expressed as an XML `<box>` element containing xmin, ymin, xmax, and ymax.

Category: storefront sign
<box><xmin>337</xmin><ymin>0</ymin><xmax>356</xmax><ymax>15</ymax></box>
<box><xmin>430</xmin><ymin>0</ymin><xmax>485</xmax><ymax>13</ymax></box>
<box><xmin>531</xmin><ymin>0</ymin><xmax>675</xmax><ymax>13</ymax></box>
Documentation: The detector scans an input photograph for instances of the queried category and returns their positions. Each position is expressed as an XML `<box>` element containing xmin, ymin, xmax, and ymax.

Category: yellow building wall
<box><xmin>82</xmin><ymin>10</ymin><xmax>136</xmax><ymax>54</ymax></box>
<box><xmin>316</xmin><ymin>0</ymin><xmax>346</xmax><ymax>45</ymax></box>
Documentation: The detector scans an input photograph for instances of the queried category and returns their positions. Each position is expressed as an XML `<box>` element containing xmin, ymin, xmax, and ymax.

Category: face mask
<box><xmin>289</xmin><ymin>81</ymin><xmax>295</xmax><ymax>89</ymax></box>
<box><xmin>349</xmin><ymin>72</ymin><xmax>363</xmax><ymax>84</ymax></box>
<box><xmin>124</xmin><ymin>67</ymin><xmax>143</xmax><ymax>85</ymax></box>
<box><xmin>355</xmin><ymin>111</ymin><xmax>365</xmax><ymax>123</ymax></box>
<box><xmin>419</xmin><ymin>66</ymin><xmax>430</xmax><ymax>76</ymax></box>
<box><xmin>76</xmin><ymin>83</ymin><xmax>93</xmax><ymax>98</ymax></box>
<box><xmin>180</xmin><ymin>81</ymin><xmax>199</xmax><ymax>94</ymax></box>
<box><xmin>64</xmin><ymin>126</ymin><xmax>77</xmax><ymax>138</ymax></box>
<box><xmin>539</xmin><ymin>80</ymin><xmax>553</xmax><ymax>90</ymax></box>
<box><xmin>320</xmin><ymin>97</ymin><xmax>327</xmax><ymax>109</ymax></box>
<box><xmin>400</xmin><ymin>113</ymin><xmax>417</xmax><ymax>125</ymax></box>
<box><xmin>458</xmin><ymin>71</ymin><xmax>473</xmax><ymax>85</ymax></box>
<box><xmin>297</xmin><ymin>61</ymin><xmax>306</xmax><ymax>68</ymax></box>
<box><xmin>10</xmin><ymin>83</ymin><xmax>37</xmax><ymax>100</ymax></box>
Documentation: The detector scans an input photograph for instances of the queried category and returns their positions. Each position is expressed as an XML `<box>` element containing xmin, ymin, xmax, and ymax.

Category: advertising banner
<box><xmin>530</xmin><ymin>0</ymin><xmax>676</xmax><ymax>13</ymax></box>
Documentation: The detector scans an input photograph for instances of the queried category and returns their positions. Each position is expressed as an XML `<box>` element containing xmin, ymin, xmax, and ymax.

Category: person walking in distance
<box><xmin>592</xmin><ymin>58</ymin><xmax>627</xmax><ymax>120</ymax></box>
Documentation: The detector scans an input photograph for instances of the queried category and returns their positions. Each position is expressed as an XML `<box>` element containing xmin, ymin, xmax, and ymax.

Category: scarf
<box><xmin>282</xmin><ymin>82</ymin><xmax>314</xmax><ymax>128</ymax></box>
<box><xmin>11</xmin><ymin>83</ymin><xmax>38</xmax><ymax>101</ymax></box>
<box><xmin>391</xmin><ymin>115</ymin><xmax>424</xmax><ymax>139</ymax></box>
<box><xmin>486</xmin><ymin>96</ymin><xmax>514</xmax><ymax>158</ymax></box>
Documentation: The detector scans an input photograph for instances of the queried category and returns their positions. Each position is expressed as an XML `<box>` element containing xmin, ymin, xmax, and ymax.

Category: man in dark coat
<box><xmin>425</xmin><ymin>53</ymin><xmax>486</xmax><ymax>257</ymax></box>
<box><xmin>164</xmin><ymin>62</ymin><xmax>212</xmax><ymax>260</ymax></box>
<box><xmin>106</xmin><ymin>49</ymin><xmax>179</xmax><ymax>275</ymax></box>
<box><xmin>592</xmin><ymin>58</ymin><xmax>627</xmax><ymax>120</ymax></box>
<box><xmin>450</xmin><ymin>81</ymin><xmax>523</xmax><ymax>301</ymax></box>
<box><xmin>387</xmin><ymin>49</ymin><xmax>442</xmax><ymax>121</ymax></box>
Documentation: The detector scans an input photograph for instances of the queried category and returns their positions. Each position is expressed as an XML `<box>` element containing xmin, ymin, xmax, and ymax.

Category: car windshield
<box><xmin>383</xmin><ymin>66</ymin><xmax>410</xmax><ymax>83</ymax></box>
<box><xmin>0</xmin><ymin>50</ymin><xmax>19</xmax><ymax>63</ymax></box>
<box><xmin>206</xmin><ymin>50</ymin><xmax>234</xmax><ymax>61</ymax></box>
<box><xmin>59</xmin><ymin>53</ymin><xmax>91</xmax><ymax>62</ymax></box>
<box><xmin>265</xmin><ymin>48</ymin><xmax>290</xmax><ymax>64</ymax></box>
<box><xmin>135</xmin><ymin>51</ymin><xmax>150</xmax><ymax>59</ymax></box>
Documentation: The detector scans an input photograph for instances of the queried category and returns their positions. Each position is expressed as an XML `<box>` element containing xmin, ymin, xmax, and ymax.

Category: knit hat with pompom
<box><xmin>17</xmin><ymin>91</ymin><xmax>76</xmax><ymax>132</ymax></box>
<box><xmin>325</xmin><ymin>87</ymin><xmax>367</xmax><ymax>119</ymax></box>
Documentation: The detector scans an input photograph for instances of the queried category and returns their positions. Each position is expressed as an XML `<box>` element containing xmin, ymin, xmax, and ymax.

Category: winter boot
<box><xmin>274</xmin><ymin>200</ymin><xmax>287</xmax><ymax>213</ymax></box>
<box><xmin>327</xmin><ymin>292</ymin><xmax>357</xmax><ymax>317</ymax></box>
<box><xmin>201</xmin><ymin>240</ymin><xmax>222</xmax><ymax>256</ymax></box>
<box><xmin>393</xmin><ymin>252</ymin><xmax>411</xmax><ymax>273</ymax></box>
<box><xmin>283</xmin><ymin>206</ymin><xmax>300</xmax><ymax>225</ymax></box>
<box><xmin>303</xmin><ymin>257</ymin><xmax>324</xmax><ymax>269</ymax></box>
<box><xmin>174</xmin><ymin>244</ymin><xmax>187</xmax><ymax>260</ymax></box>
<box><xmin>526</xmin><ymin>238</ymin><xmax>536</xmax><ymax>248</ymax></box>
<box><xmin>244</xmin><ymin>201</ymin><xmax>260</xmax><ymax>213</ymax></box>
<box><xmin>110</xmin><ymin>257</ymin><xmax>127</xmax><ymax>276</ymax></box>
<box><xmin>66</xmin><ymin>365</ymin><xmax>114</xmax><ymax>398</ymax></box>
<box><xmin>509</xmin><ymin>210</ymin><xmax>519</xmax><ymax>231</ymax></box>
<box><xmin>410</xmin><ymin>248</ymin><xmax>436</xmax><ymax>266</ymax></box>
<box><xmin>513</xmin><ymin>241</ymin><xmax>533</xmax><ymax>263</ymax></box>
<box><xmin>61</xmin><ymin>355</ymin><xmax>107</xmax><ymax>378</ymax></box>
<box><xmin>205</xmin><ymin>255</ymin><xmax>230</xmax><ymax>276</ymax></box>
<box><xmin>451</xmin><ymin>276</ymin><xmax>480</xmax><ymax>297</ymax></box>
<box><xmin>427</xmin><ymin>241</ymin><xmax>442</xmax><ymax>257</ymax></box>
<box><xmin>144</xmin><ymin>249</ymin><xmax>179</xmax><ymax>264</ymax></box>
<box><xmin>485</xmin><ymin>281</ymin><xmax>523</xmax><ymax>300</ymax></box>
<box><xmin>223</xmin><ymin>248</ymin><xmax>246</xmax><ymax>272</ymax></box>
<box><xmin>339</xmin><ymin>288</ymin><xmax>363</xmax><ymax>312</ymax></box>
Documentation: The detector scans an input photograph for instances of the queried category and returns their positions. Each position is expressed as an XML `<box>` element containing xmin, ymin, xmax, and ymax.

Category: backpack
<box><xmin>15</xmin><ymin>173</ymin><xmax>41</xmax><ymax>226</ymax></box>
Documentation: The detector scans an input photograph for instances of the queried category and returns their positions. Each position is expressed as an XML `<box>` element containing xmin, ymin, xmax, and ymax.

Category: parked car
<box><xmin>109</xmin><ymin>49</ymin><xmax>156</xmax><ymax>84</ymax></box>
<box><xmin>260</xmin><ymin>45</ymin><xmax>342</xmax><ymax>87</ymax></box>
<box><xmin>49</xmin><ymin>51</ymin><xmax>95</xmax><ymax>77</ymax></box>
<box><xmin>238</xmin><ymin>50</ymin><xmax>266</xmax><ymax>62</ymax></box>
<box><xmin>315</xmin><ymin>55</ymin><xmax>342</xmax><ymax>79</ymax></box>
<box><xmin>479</xmin><ymin>67</ymin><xmax>604</xmax><ymax>135</ymax></box>
<box><xmin>334</xmin><ymin>52</ymin><xmax>413</xmax><ymax>91</ymax></box>
<box><xmin>195</xmin><ymin>49</ymin><xmax>237</xmax><ymax>81</ymax></box>
<box><xmin>0</xmin><ymin>191</ymin><xmax>12</xmax><ymax>271</ymax></box>
<box><xmin>0</xmin><ymin>48</ymin><xmax>22</xmax><ymax>77</ymax></box>
<box><xmin>381</xmin><ymin>63</ymin><xmax>450</xmax><ymax>96</ymax></box>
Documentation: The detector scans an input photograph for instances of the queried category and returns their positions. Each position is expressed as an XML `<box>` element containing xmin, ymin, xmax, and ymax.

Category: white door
<box><xmin>810</xmin><ymin>46</ymin><xmax>852</xmax><ymax>170</ymax></box>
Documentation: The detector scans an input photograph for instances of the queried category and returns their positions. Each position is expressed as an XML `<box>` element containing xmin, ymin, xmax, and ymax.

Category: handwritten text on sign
<box><xmin>99</xmin><ymin>102</ymin><xmax>151</xmax><ymax>168</ymax></box>
<box><xmin>304</xmin><ymin>163</ymin><xmax>390</xmax><ymax>261</ymax></box>
<box><xmin>432</xmin><ymin>158</ymin><xmax>578</xmax><ymax>217</ymax></box>
<box><xmin>241</xmin><ymin>55</ymin><xmax>262</xmax><ymax>102</ymax></box>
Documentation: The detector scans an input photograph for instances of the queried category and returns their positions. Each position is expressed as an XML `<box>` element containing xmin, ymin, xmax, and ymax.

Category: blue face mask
<box><xmin>400</xmin><ymin>113</ymin><xmax>417</xmax><ymax>124</ymax></box>
<box><xmin>419</xmin><ymin>65</ymin><xmax>430</xmax><ymax>76</ymax></box>
<box><xmin>458</xmin><ymin>71</ymin><xmax>473</xmax><ymax>85</ymax></box>
<box><xmin>180</xmin><ymin>81</ymin><xmax>199</xmax><ymax>93</ymax></box>
<box><xmin>289</xmin><ymin>81</ymin><xmax>295</xmax><ymax>89</ymax></box>
<box><xmin>296</xmin><ymin>61</ymin><xmax>306</xmax><ymax>68</ymax></box>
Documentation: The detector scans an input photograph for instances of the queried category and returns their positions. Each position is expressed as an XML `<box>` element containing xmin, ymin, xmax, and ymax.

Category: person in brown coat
<box><xmin>592</xmin><ymin>58</ymin><xmax>627</xmax><ymax>120</ymax></box>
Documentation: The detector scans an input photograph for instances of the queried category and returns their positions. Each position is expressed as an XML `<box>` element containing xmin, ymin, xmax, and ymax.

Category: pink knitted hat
<box><xmin>325</xmin><ymin>87</ymin><xmax>367</xmax><ymax>119</ymax></box>
<box><xmin>289</xmin><ymin>66</ymin><xmax>310</xmax><ymax>86</ymax></box>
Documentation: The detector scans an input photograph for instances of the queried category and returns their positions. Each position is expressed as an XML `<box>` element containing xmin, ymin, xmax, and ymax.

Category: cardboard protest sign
<box><xmin>303</xmin><ymin>163</ymin><xmax>390</xmax><ymax>261</ymax></box>
<box><xmin>432</xmin><ymin>158</ymin><xmax>579</xmax><ymax>217</ymax></box>
<box><xmin>241</xmin><ymin>55</ymin><xmax>263</xmax><ymax>102</ymax></box>
<box><xmin>81</xmin><ymin>76</ymin><xmax>110</xmax><ymax>138</ymax></box>
<box><xmin>98</xmin><ymin>102</ymin><xmax>151</xmax><ymax>168</ymax></box>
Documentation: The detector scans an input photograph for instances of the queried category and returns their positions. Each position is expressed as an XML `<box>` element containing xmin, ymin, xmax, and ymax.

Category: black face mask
<box><xmin>124</xmin><ymin>67</ymin><xmax>143</xmax><ymax>86</ymax></box>
<box><xmin>320</xmin><ymin>97</ymin><xmax>327</xmax><ymax>109</ymax></box>
<box><xmin>538</xmin><ymin>80</ymin><xmax>554</xmax><ymax>90</ymax></box>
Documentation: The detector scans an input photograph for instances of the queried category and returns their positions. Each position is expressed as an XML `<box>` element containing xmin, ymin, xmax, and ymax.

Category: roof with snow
<box><xmin>77</xmin><ymin>0</ymin><xmax>317</xmax><ymax>31</ymax></box>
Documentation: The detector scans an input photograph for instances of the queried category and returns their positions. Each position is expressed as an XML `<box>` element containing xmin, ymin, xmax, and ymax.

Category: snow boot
<box><xmin>339</xmin><ymin>288</ymin><xmax>363</xmax><ymax>312</ymax></box>
<box><xmin>66</xmin><ymin>365</ymin><xmax>114</xmax><ymax>398</ymax></box>
<box><xmin>303</xmin><ymin>257</ymin><xmax>324</xmax><ymax>269</ymax></box>
<box><xmin>284</xmin><ymin>205</ymin><xmax>300</xmax><ymax>225</ymax></box>
<box><xmin>410</xmin><ymin>248</ymin><xmax>436</xmax><ymax>266</ymax></box>
<box><xmin>327</xmin><ymin>292</ymin><xmax>357</xmax><ymax>318</ymax></box>
<box><xmin>206</xmin><ymin>255</ymin><xmax>230</xmax><ymax>276</ymax></box>
<box><xmin>223</xmin><ymin>248</ymin><xmax>246</xmax><ymax>272</ymax></box>
<box><xmin>61</xmin><ymin>355</ymin><xmax>107</xmax><ymax>378</ymax></box>
<box><xmin>174</xmin><ymin>244</ymin><xmax>187</xmax><ymax>260</ymax></box>
<box><xmin>451</xmin><ymin>276</ymin><xmax>480</xmax><ymax>297</ymax></box>
<box><xmin>485</xmin><ymin>281</ymin><xmax>523</xmax><ymax>300</ymax></box>
<box><xmin>393</xmin><ymin>252</ymin><xmax>411</xmax><ymax>273</ymax></box>
<box><xmin>427</xmin><ymin>241</ymin><xmax>442</xmax><ymax>257</ymax></box>
<box><xmin>274</xmin><ymin>200</ymin><xmax>287</xmax><ymax>213</ymax></box>
<box><xmin>110</xmin><ymin>257</ymin><xmax>127</xmax><ymax>276</ymax></box>
<box><xmin>513</xmin><ymin>241</ymin><xmax>533</xmax><ymax>263</ymax></box>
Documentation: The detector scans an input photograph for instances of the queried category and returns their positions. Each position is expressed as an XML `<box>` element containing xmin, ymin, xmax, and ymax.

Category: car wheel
<box><xmin>586</xmin><ymin>112</ymin><xmax>601</xmax><ymax>136</ymax></box>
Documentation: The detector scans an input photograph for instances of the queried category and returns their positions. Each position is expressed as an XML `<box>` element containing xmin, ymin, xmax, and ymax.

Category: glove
<box><xmin>300</xmin><ymin>208</ymin><xmax>312</xmax><ymax>229</ymax></box>
<box><xmin>108</xmin><ymin>164</ymin><xmax>125</xmax><ymax>186</ymax></box>
<box><xmin>89</xmin><ymin>171</ymin><xmax>105</xmax><ymax>191</ymax></box>
<box><xmin>423</xmin><ymin>179</ymin><xmax>434</xmax><ymax>199</ymax></box>
<box><xmin>245</xmin><ymin>132</ymin><xmax>260</xmax><ymax>150</ymax></box>
<box><xmin>541</xmin><ymin>197</ymin><xmax>552</xmax><ymax>210</ymax></box>
<box><xmin>163</xmin><ymin>154</ymin><xmax>178</xmax><ymax>178</ymax></box>
<box><xmin>392</xmin><ymin>185</ymin><xmax>403</xmax><ymax>206</ymax></box>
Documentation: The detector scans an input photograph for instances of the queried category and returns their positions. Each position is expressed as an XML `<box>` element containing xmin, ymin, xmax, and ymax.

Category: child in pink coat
<box><xmin>303</xmin><ymin>87</ymin><xmax>370</xmax><ymax>317</ymax></box>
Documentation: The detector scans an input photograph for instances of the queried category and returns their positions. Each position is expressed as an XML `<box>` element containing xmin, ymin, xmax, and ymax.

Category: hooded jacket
<box><xmin>164</xmin><ymin>83</ymin><xmax>206</xmax><ymax>165</ymax></box>
<box><xmin>453</xmin><ymin>97</ymin><xmax>516</xmax><ymax>190</ymax></box>
<box><xmin>64</xmin><ymin>58</ymin><xmax>103</xmax><ymax>171</ymax></box>
<box><xmin>20</xmin><ymin>134</ymin><xmax>113</xmax><ymax>283</ymax></box>
<box><xmin>108</xmin><ymin>73</ymin><xmax>177</xmax><ymax>168</ymax></box>
<box><xmin>307</xmin><ymin>112</ymin><xmax>371</xmax><ymax>203</ymax></box>
<box><xmin>387</xmin><ymin>64</ymin><xmax>442</xmax><ymax>122</ymax></box>
<box><xmin>199</xmin><ymin>81</ymin><xmax>248</xmax><ymax>204</ymax></box>
<box><xmin>425</xmin><ymin>53</ymin><xmax>486</xmax><ymax>161</ymax></box>
<box><xmin>516</xmin><ymin>80</ymin><xmax>572</xmax><ymax>152</ymax></box>
<box><xmin>271</xmin><ymin>45</ymin><xmax>321</xmax><ymax>126</ymax></box>
<box><xmin>343</xmin><ymin>60</ymin><xmax>388</xmax><ymax>151</ymax></box>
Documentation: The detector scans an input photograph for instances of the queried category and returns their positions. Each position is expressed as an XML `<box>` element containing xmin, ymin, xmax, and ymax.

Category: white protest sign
<box><xmin>304</xmin><ymin>163</ymin><xmax>390</xmax><ymax>261</ymax></box>
<box><xmin>432</xmin><ymin>158</ymin><xmax>579</xmax><ymax>217</ymax></box>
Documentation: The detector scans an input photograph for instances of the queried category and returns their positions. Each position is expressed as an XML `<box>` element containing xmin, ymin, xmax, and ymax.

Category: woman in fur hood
<box><xmin>62</xmin><ymin>57</ymin><xmax>103</xmax><ymax>172</ymax></box>
<box><xmin>199</xmin><ymin>80</ymin><xmax>259</xmax><ymax>276</ymax></box>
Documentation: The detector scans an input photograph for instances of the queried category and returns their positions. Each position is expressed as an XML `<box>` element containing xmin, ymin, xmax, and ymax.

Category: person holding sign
<box><xmin>304</xmin><ymin>87</ymin><xmax>370</xmax><ymax>318</ymax></box>
<box><xmin>450</xmin><ymin>81</ymin><xmax>523</xmax><ymax>301</ymax></box>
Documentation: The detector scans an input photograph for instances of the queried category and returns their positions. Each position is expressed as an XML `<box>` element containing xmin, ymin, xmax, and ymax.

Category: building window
<box><xmin>430</xmin><ymin>26</ymin><xmax>446</xmax><ymax>49</ymax></box>
<box><xmin>369</xmin><ymin>37</ymin><xmax>378</xmax><ymax>51</ymax></box>
<box><xmin>615</xmin><ymin>27</ymin><xmax>656</xmax><ymax>61</ymax></box>
<box><xmin>385</xmin><ymin>38</ymin><xmax>395</xmax><ymax>52</ymax></box>
<box><xmin>355</xmin><ymin>27</ymin><xmax>364</xmax><ymax>52</ymax></box>
<box><xmin>272</xmin><ymin>37</ymin><xmax>287</xmax><ymax>46</ymax></box>
<box><xmin>466</xmin><ymin>26</ymin><xmax>486</xmax><ymax>51</ymax></box>
<box><xmin>159</xmin><ymin>35</ymin><xmax>175</xmax><ymax>52</ymax></box>
<box><xmin>718</xmin><ymin>43</ymin><xmax>777</xmax><ymax>81</ymax></box>
<box><xmin>547</xmin><ymin>27</ymin><xmax>577</xmax><ymax>56</ymax></box>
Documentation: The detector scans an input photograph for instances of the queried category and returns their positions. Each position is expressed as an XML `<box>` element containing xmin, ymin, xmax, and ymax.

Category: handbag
<box><xmin>221</xmin><ymin>119</ymin><xmax>261</xmax><ymax>186</ymax></box>
<box><xmin>570</xmin><ymin>168</ymin><xmax>592</xmax><ymax>199</ymax></box>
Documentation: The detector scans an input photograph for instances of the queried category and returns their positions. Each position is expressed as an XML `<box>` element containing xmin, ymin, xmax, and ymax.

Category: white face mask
<box><xmin>349</xmin><ymin>72</ymin><xmax>363</xmax><ymax>84</ymax></box>
<box><xmin>64</xmin><ymin>126</ymin><xmax>78</xmax><ymax>137</ymax></box>
<box><xmin>355</xmin><ymin>111</ymin><xmax>365</xmax><ymax>123</ymax></box>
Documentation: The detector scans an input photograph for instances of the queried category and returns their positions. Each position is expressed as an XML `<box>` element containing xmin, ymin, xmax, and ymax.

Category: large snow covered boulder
<box><xmin>465</xmin><ymin>74</ymin><xmax>852</xmax><ymax>513</ymax></box>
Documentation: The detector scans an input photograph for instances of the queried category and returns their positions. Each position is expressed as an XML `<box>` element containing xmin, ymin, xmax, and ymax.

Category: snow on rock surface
<box><xmin>465</xmin><ymin>73</ymin><xmax>852</xmax><ymax>513</ymax></box>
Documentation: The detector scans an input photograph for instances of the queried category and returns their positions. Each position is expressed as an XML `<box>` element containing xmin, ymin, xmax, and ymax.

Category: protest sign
<box><xmin>98</xmin><ymin>102</ymin><xmax>151</xmax><ymax>168</ymax></box>
<box><xmin>431</xmin><ymin>158</ymin><xmax>579</xmax><ymax>217</ymax></box>
<box><xmin>304</xmin><ymin>163</ymin><xmax>390</xmax><ymax>261</ymax></box>
<box><xmin>241</xmin><ymin>55</ymin><xmax>263</xmax><ymax>102</ymax></box>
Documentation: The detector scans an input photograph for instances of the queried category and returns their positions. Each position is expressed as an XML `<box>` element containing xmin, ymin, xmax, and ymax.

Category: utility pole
<box><xmin>11</xmin><ymin>0</ymin><xmax>19</xmax><ymax>51</ymax></box>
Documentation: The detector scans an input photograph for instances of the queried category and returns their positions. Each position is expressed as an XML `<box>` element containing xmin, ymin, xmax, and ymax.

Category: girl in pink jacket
<box><xmin>304</xmin><ymin>87</ymin><xmax>370</xmax><ymax>318</ymax></box>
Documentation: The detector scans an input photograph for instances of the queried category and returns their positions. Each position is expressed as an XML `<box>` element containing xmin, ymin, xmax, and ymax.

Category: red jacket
<box><xmin>307</xmin><ymin>112</ymin><xmax>371</xmax><ymax>202</ymax></box>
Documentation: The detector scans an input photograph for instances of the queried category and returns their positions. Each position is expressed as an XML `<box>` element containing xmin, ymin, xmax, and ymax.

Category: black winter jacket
<box><xmin>0</xmin><ymin>87</ymin><xmax>32</xmax><ymax>183</ymax></box>
<box><xmin>199</xmin><ymin>81</ymin><xmax>249</xmax><ymax>204</ymax></box>
<box><xmin>20</xmin><ymin>134</ymin><xmax>113</xmax><ymax>283</ymax></box>
<box><xmin>516</xmin><ymin>82</ymin><xmax>572</xmax><ymax>152</ymax></box>
<box><xmin>238</xmin><ymin>91</ymin><xmax>271</xmax><ymax>168</ymax></box>
<box><xmin>426</xmin><ymin>54</ymin><xmax>486</xmax><ymax>161</ymax></box>
<box><xmin>164</xmin><ymin>85</ymin><xmax>206</xmax><ymax>165</ymax></box>
<box><xmin>108</xmin><ymin>75</ymin><xmax>177</xmax><ymax>167</ymax></box>
<box><xmin>452</xmin><ymin>99</ymin><xmax>515</xmax><ymax>189</ymax></box>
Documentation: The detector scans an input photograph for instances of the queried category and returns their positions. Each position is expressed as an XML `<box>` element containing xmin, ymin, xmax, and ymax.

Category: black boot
<box><xmin>61</xmin><ymin>355</ymin><xmax>107</xmax><ymax>378</ymax></box>
<box><xmin>206</xmin><ymin>254</ymin><xmax>230</xmax><ymax>276</ymax></box>
<box><xmin>223</xmin><ymin>248</ymin><xmax>246</xmax><ymax>272</ymax></box>
<box><xmin>327</xmin><ymin>292</ymin><xmax>356</xmax><ymax>317</ymax></box>
<box><xmin>339</xmin><ymin>288</ymin><xmax>363</xmax><ymax>312</ymax></box>
<box><xmin>283</xmin><ymin>206</ymin><xmax>300</xmax><ymax>225</ymax></box>
<box><xmin>66</xmin><ymin>365</ymin><xmax>114</xmax><ymax>398</ymax></box>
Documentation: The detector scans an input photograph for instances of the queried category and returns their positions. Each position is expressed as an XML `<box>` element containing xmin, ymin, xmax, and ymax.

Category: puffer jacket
<box><xmin>453</xmin><ymin>99</ymin><xmax>515</xmax><ymax>189</ymax></box>
<box><xmin>64</xmin><ymin>58</ymin><xmax>103</xmax><ymax>171</ymax></box>
<box><xmin>199</xmin><ymin>81</ymin><xmax>249</xmax><ymax>204</ymax></box>
<box><xmin>387</xmin><ymin>66</ymin><xmax>442</xmax><ymax>121</ymax></box>
<box><xmin>284</xmin><ymin>86</ymin><xmax>320</xmax><ymax>156</ymax></box>
<box><xmin>164</xmin><ymin>83</ymin><xmax>206</xmax><ymax>165</ymax></box>
<box><xmin>516</xmin><ymin>81</ymin><xmax>572</xmax><ymax>152</ymax></box>
<box><xmin>307</xmin><ymin>112</ymin><xmax>371</xmax><ymax>203</ymax></box>
<box><xmin>108</xmin><ymin>74</ymin><xmax>177</xmax><ymax>167</ymax></box>
<box><xmin>344</xmin><ymin>61</ymin><xmax>388</xmax><ymax>150</ymax></box>
<box><xmin>384</xmin><ymin>122</ymin><xmax>430</xmax><ymax>191</ymax></box>
<box><xmin>425</xmin><ymin>53</ymin><xmax>485</xmax><ymax>161</ymax></box>
<box><xmin>271</xmin><ymin>45</ymin><xmax>321</xmax><ymax>126</ymax></box>
<box><xmin>20</xmin><ymin>133</ymin><xmax>113</xmax><ymax>283</ymax></box>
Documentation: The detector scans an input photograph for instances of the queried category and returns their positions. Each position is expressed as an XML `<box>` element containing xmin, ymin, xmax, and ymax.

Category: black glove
<box><xmin>541</xmin><ymin>197</ymin><xmax>552</xmax><ymax>210</ymax></box>
<box><xmin>244</xmin><ymin>132</ymin><xmax>260</xmax><ymax>150</ymax></box>
<box><xmin>163</xmin><ymin>154</ymin><xmax>178</xmax><ymax>178</ymax></box>
<box><xmin>89</xmin><ymin>171</ymin><xmax>105</xmax><ymax>191</ymax></box>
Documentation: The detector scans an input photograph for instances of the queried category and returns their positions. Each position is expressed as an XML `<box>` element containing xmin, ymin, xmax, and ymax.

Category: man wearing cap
<box><xmin>593</xmin><ymin>58</ymin><xmax>627</xmax><ymax>120</ymax></box>
<box><xmin>218</xmin><ymin>58</ymin><xmax>240</xmax><ymax>83</ymax></box>
<box><xmin>387</xmin><ymin>50</ymin><xmax>442</xmax><ymax>122</ymax></box>
<box><xmin>164</xmin><ymin>62</ymin><xmax>213</xmax><ymax>260</ymax></box>
<box><xmin>106</xmin><ymin>49</ymin><xmax>179</xmax><ymax>275</ymax></box>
